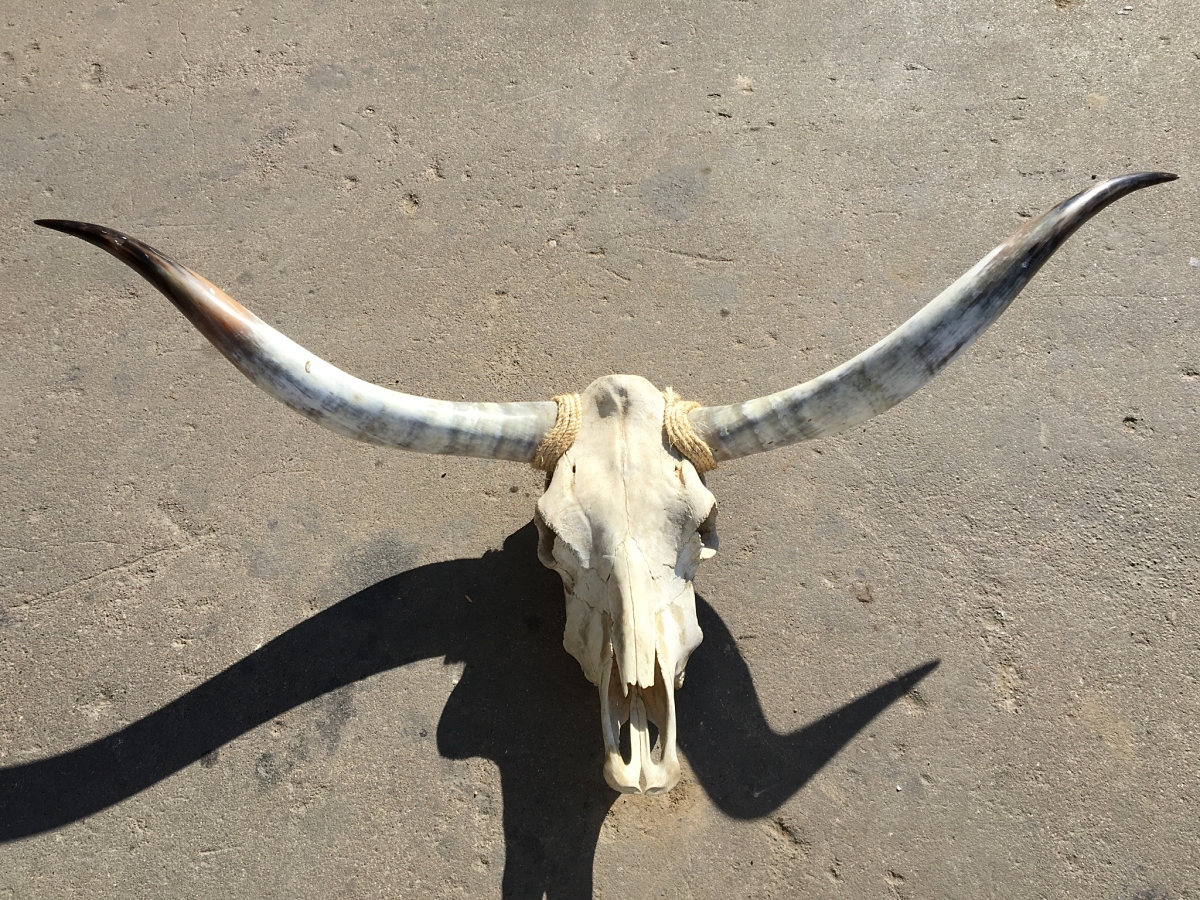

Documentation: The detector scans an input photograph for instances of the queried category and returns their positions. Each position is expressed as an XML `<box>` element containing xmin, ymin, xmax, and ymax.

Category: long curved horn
<box><xmin>36</xmin><ymin>221</ymin><xmax>557</xmax><ymax>462</ymax></box>
<box><xmin>688</xmin><ymin>171</ymin><xmax>1177</xmax><ymax>461</ymax></box>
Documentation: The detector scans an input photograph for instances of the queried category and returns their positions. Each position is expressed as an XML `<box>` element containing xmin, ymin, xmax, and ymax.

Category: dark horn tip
<box><xmin>34</xmin><ymin>219</ymin><xmax>144</xmax><ymax>260</ymax></box>
<box><xmin>1122</xmin><ymin>171</ymin><xmax>1178</xmax><ymax>187</ymax></box>
<box><xmin>35</xmin><ymin>219</ymin><xmax>117</xmax><ymax>242</ymax></box>
<box><xmin>1053</xmin><ymin>171</ymin><xmax>1179</xmax><ymax>224</ymax></box>
<box><xmin>35</xmin><ymin>218</ymin><xmax>86</xmax><ymax>232</ymax></box>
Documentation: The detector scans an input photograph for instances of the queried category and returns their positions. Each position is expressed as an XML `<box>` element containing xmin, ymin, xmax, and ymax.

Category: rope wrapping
<box><xmin>531</xmin><ymin>393</ymin><xmax>582</xmax><ymax>471</ymax></box>
<box><xmin>663</xmin><ymin>387</ymin><xmax>717</xmax><ymax>473</ymax></box>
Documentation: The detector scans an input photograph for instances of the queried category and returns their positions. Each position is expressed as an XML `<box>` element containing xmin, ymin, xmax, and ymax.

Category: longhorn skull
<box><xmin>39</xmin><ymin>171</ymin><xmax>1174</xmax><ymax>794</ymax></box>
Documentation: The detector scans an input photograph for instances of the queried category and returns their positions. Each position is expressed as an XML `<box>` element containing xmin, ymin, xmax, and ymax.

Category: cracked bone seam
<box><xmin>38</xmin><ymin>171</ymin><xmax>1175</xmax><ymax>795</ymax></box>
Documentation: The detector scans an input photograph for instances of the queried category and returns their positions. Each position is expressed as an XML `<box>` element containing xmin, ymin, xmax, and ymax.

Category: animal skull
<box><xmin>39</xmin><ymin>171</ymin><xmax>1174</xmax><ymax>795</ymax></box>
<box><xmin>536</xmin><ymin>377</ymin><xmax>716</xmax><ymax>792</ymax></box>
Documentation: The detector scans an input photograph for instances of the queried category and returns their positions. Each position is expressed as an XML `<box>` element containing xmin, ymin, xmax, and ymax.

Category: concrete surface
<box><xmin>1</xmin><ymin>1</ymin><xmax>1197</xmax><ymax>897</ymax></box>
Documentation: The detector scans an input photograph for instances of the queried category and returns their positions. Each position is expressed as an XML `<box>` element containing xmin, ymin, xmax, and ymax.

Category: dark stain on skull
<box><xmin>594</xmin><ymin>381</ymin><xmax>633</xmax><ymax>419</ymax></box>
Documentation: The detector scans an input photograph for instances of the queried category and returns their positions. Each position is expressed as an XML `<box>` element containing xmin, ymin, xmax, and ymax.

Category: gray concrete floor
<box><xmin>2</xmin><ymin>1</ymin><xmax>1198</xmax><ymax>897</ymax></box>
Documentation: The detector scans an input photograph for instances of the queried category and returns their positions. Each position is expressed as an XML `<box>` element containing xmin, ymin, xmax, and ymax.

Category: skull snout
<box><xmin>599</xmin><ymin>643</ymin><xmax>681</xmax><ymax>794</ymax></box>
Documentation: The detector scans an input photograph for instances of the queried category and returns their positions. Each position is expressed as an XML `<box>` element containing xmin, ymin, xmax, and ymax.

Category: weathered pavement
<box><xmin>1</xmin><ymin>2</ymin><xmax>1197</xmax><ymax>897</ymax></box>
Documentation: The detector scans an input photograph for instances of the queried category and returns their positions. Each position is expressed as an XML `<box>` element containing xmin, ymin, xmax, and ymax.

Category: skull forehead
<box><xmin>577</xmin><ymin>374</ymin><xmax>667</xmax><ymax>448</ymax></box>
<box><xmin>538</xmin><ymin>375</ymin><xmax>715</xmax><ymax>560</ymax></box>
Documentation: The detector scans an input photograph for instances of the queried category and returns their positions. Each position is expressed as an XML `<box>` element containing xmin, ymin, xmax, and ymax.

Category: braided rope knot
<box><xmin>663</xmin><ymin>387</ymin><xmax>717</xmax><ymax>473</ymax></box>
<box><xmin>532</xmin><ymin>393</ymin><xmax>582</xmax><ymax>471</ymax></box>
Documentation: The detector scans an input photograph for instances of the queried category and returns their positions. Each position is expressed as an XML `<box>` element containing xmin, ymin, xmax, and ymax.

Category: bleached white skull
<box><xmin>40</xmin><ymin>171</ymin><xmax>1173</xmax><ymax>795</ymax></box>
<box><xmin>535</xmin><ymin>376</ymin><xmax>717</xmax><ymax>792</ymax></box>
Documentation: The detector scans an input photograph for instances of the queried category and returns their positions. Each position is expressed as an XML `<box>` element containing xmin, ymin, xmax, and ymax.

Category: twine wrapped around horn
<box><xmin>531</xmin><ymin>393</ymin><xmax>583</xmax><ymax>471</ymax></box>
<box><xmin>663</xmin><ymin>388</ymin><xmax>717</xmax><ymax>473</ymax></box>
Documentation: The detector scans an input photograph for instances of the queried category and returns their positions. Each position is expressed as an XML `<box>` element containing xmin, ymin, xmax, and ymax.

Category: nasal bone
<box><xmin>598</xmin><ymin>644</ymin><xmax>681</xmax><ymax>794</ymax></box>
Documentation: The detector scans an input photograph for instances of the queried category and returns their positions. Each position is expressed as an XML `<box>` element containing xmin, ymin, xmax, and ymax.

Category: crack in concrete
<box><xmin>14</xmin><ymin>533</ymin><xmax>216</xmax><ymax>608</ymax></box>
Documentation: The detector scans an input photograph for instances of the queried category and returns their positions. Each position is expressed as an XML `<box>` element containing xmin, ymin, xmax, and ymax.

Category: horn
<box><xmin>687</xmin><ymin>171</ymin><xmax>1177</xmax><ymax>460</ymax></box>
<box><xmin>37</xmin><ymin>221</ymin><xmax>557</xmax><ymax>462</ymax></box>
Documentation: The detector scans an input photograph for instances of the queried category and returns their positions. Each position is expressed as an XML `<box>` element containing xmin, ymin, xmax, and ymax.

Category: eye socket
<box><xmin>533</xmin><ymin>509</ymin><xmax>558</xmax><ymax>569</ymax></box>
<box><xmin>697</xmin><ymin>504</ymin><xmax>718</xmax><ymax>559</ymax></box>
